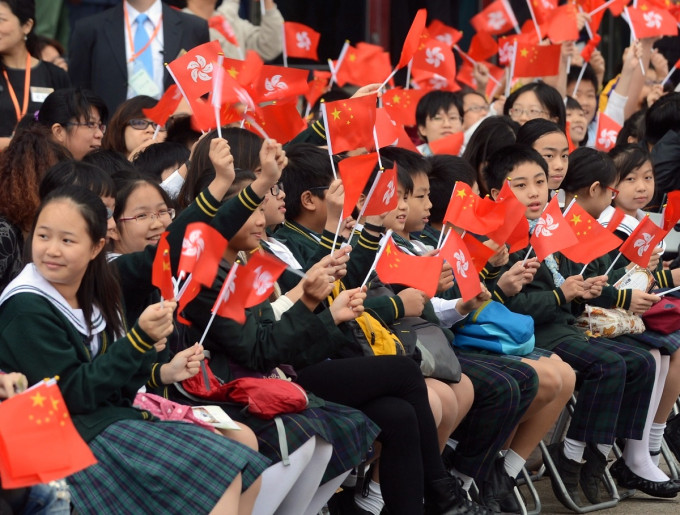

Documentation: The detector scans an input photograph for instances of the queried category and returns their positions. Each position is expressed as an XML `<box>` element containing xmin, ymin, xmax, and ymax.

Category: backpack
<box><xmin>222</xmin><ymin>377</ymin><xmax>309</xmax><ymax>419</ymax></box>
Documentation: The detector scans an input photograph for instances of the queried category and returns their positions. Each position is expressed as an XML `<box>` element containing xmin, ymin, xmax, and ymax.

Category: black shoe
<box><xmin>544</xmin><ymin>442</ymin><xmax>584</xmax><ymax>508</ymax></box>
<box><xmin>424</xmin><ymin>476</ymin><xmax>493</xmax><ymax>515</ymax></box>
<box><xmin>665</xmin><ymin>413</ymin><xmax>680</xmax><ymax>463</ymax></box>
<box><xmin>609</xmin><ymin>458</ymin><xmax>680</xmax><ymax>498</ymax></box>
<box><xmin>579</xmin><ymin>443</ymin><xmax>607</xmax><ymax>504</ymax></box>
<box><xmin>326</xmin><ymin>487</ymin><xmax>373</xmax><ymax>515</ymax></box>
<box><xmin>477</xmin><ymin>456</ymin><xmax>522</xmax><ymax>514</ymax></box>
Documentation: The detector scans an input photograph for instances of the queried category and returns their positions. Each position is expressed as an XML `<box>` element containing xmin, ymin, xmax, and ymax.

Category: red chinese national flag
<box><xmin>443</xmin><ymin>182</ymin><xmax>504</xmax><ymax>235</ymax></box>
<box><xmin>178</xmin><ymin>223</ymin><xmax>228</xmax><ymax>285</ymax></box>
<box><xmin>246</xmin><ymin>101</ymin><xmax>307</xmax><ymax>144</ymax></box>
<box><xmin>383</xmin><ymin>87</ymin><xmax>427</xmax><ymax>127</ymax></box>
<box><xmin>529</xmin><ymin>197</ymin><xmax>579</xmax><ymax>261</ymax></box>
<box><xmin>468</xmin><ymin>31</ymin><xmax>499</xmax><ymax>62</ymax></box>
<box><xmin>222</xmin><ymin>51</ymin><xmax>264</xmax><ymax>88</ymax></box>
<box><xmin>463</xmin><ymin>233</ymin><xmax>496</xmax><ymax>272</ymax></box>
<box><xmin>581</xmin><ymin>34</ymin><xmax>602</xmax><ymax>63</ymax></box>
<box><xmin>427</xmin><ymin>19</ymin><xmax>464</xmax><ymax>47</ymax></box>
<box><xmin>363</xmin><ymin>165</ymin><xmax>399</xmax><ymax>217</ymax></box>
<box><xmin>663</xmin><ymin>191</ymin><xmax>680</xmax><ymax>232</ymax></box>
<box><xmin>486</xmin><ymin>180</ymin><xmax>529</xmax><ymax>249</ymax></box>
<box><xmin>626</xmin><ymin>4</ymin><xmax>678</xmax><ymax>38</ymax></box>
<box><xmin>376</xmin><ymin>237</ymin><xmax>443</xmax><ymax>298</ymax></box>
<box><xmin>429</xmin><ymin>132</ymin><xmax>464</xmax><ymax>156</ymax></box>
<box><xmin>142</xmin><ymin>85</ymin><xmax>182</xmax><ymax>127</ymax></box>
<box><xmin>546</xmin><ymin>4</ymin><xmax>580</xmax><ymax>43</ymax></box>
<box><xmin>594</xmin><ymin>112</ymin><xmax>622</xmax><ymax>152</ymax></box>
<box><xmin>209</xmin><ymin>15</ymin><xmax>239</xmax><ymax>46</ymax></box>
<box><xmin>471</xmin><ymin>0</ymin><xmax>518</xmax><ymax>35</ymax></box>
<box><xmin>608</xmin><ymin>0</ymin><xmax>630</xmax><ymax>16</ymax></box>
<box><xmin>559</xmin><ymin>203</ymin><xmax>623</xmax><ymax>264</ymax></box>
<box><xmin>338</xmin><ymin>153</ymin><xmax>379</xmax><ymax>216</ymax></box>
<box><xmin>440</xmin><ymin>230</ymin><xmax>483</xmax><ymax>301</ymax></box>
<box><xmin>619</xmin><ymin>215</ymin><xmax>665</xmax><ymax>268</ymax></box>
<box><xmin>305</xmin><ymin>70</ymin><xmax>331</xmax><ymax>106</ymax></box>
<box><xmin>498</xmin><ymin>33</ymin><xmax>538</xmax><ymax>66</ymax></box>
<box><xmin>0</xmin><ymin>382</ymin><xmax>96</xmax><ymax>488</ymax></box>
<box><xmin>283</xmin><ymin>21</ymin><xmax>321</xmax><ymax>60</ymax></box>
<box><xmin>323</xmin><ymin>94</ymin><xmax>377</xmax><ymax>155</ymax></box>
<box><xmin>152</xmin><ymin>232</ymin><xmax>175</xmax><ymax>300</ymax></box>
<box><xmin>252</xmin><ymin>65</ymin><xmax>309</xmax><ymax>103</ymax></box>
<box><xmin>167</xmin><ymin>40</ymin><xmax>222</xmax><ymax>100</ymax></box>
<box><xmin>514</xmin><ymin>43</ymin><xmax>561</xmax><ymax>78</ymax></box>
<box><xmin>412</xmin><ymin>38</ymin><xmax>457</xmax><ymax>82</ymax></box>
<box><xmin>398</xmin><ymin>8</ymin><xmax>428</xmax><ymax>69</ymax></box>
<box><xmin>337</xmin><ymin>43</ymin><xmax>393</xmax><ymax>87</ymax></box>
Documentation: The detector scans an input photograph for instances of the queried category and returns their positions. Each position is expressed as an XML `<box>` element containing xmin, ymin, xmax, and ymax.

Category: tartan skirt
<box><xmin>223</xmin><ymin>400</ymin><xmax>380</xmax><ymax>484</ymax></box>
<box><xmin>619</xmin><ymin>330</ymin><xmax>680</xmax><ymax>355</ymax></box>
<box><xmin>67</xmin><ymin>419</ymin><xmax>270</xmax><ymax>514</ymax></box>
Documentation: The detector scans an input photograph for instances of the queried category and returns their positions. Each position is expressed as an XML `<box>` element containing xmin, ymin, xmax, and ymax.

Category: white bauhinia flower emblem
<box><xmin>252</xmin><ymin>266</ymin><xmax>275</xmax><ymax>296</ymax></box>
<box><xmin>435</xmin><ymin>34</ymin><xmax>453</xmax><ymax>46</ymax></box>
<box><xmin>539</xmin><ymin>0</ymin><xmax>554</xmax><ymax>9</ymax></box>
<box><xmin>187</xmin><ymin>55</ymin><xmax>213</xmax><ymax>82</ymax></box>
<box><xmin>222</xmin><ymin>275</ymin><xmax>236</xmax><ymax>302</ymax></box>
<box><xmin>534</xmin><ymin>214</ymin><xmax>559</xmax><ymax>238</ymax></box>
<box><xmin>181</xmin><ymin>230</ymin><xmax>205</xmax><ymax>259</ymax></box>
<box><xmin>487</xmin><ymin>11</ymin><xmax>506</xmax><ymax>31</ymax></box>
<box><xmin>383</xmin><ymin>180</ymin><xmax>395</xmax><ymax>205</ymax></box>
<box><xmin>428</xmin><ymin>74</ymin><xmax>448</xmax><ymax>89</ymax></box>
<box><xmin>453</xmin><ymin>250</ymin><xmax>469</xmax><ymax>279</ymax></box>
<box><xmin>597</xmin><ymin>129</ymin><xmax>617</xmax><ymax>150</ymax></box>
<box><xmin>634</xmin><ymin>233</ymin><xmax>653</xmax><ymax>257</ymax></box>
<box><xmin>265</xmin><ymin>75</ymin><xmax>289</xmax><ymax>92</ymax></box>
<box><xmin>643</xmin><ymin>11</ymin><xmax>662</xmax><ymax>29</ymax></box>
<box><xmin>425</xmin><ymin>47</ymin><xmax>445</xmax><ymax>68</ymax></box>
<box><xmin>296</xmin><ymin>31</ymin><xmax>311</xmax><ymax>51</ymax></box>
<box><xmin>498</xmin><ymin>42</ymin><xmax>515</xmax><ymax>64</ymax></box>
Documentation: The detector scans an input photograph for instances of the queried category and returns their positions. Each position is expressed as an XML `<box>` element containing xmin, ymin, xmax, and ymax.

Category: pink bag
<box><xmin>133</xmin><ymin>392</ymin><xmax>215</xmax><ymax>431</ymax></box>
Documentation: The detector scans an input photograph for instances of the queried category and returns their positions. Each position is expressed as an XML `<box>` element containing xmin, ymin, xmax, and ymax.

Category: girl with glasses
<box><xmin>103</xmin><ymin>95</ymin><xmax>167</xmax><ymax>160</ymax></box>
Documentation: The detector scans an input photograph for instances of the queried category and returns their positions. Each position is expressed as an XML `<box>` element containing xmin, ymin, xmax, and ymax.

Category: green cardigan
<box><xmin>0</xmin><ymin>293</ymin><xmax>157</xmax><ymax>442</ymax></box>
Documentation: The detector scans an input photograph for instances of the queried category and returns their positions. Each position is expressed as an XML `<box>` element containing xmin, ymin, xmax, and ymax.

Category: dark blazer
<box><xmin>68</xmin><ymin>2</ymin><xmax>209</xmax><ymax>116</ymax></box>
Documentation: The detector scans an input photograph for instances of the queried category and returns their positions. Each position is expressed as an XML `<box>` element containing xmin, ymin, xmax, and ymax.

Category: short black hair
<box><xmin>427</xmin><ymin>155</ymin><xmax>476</xmax><ymax>224</ymax></box>
<box><xmin>503</xmin><ymin>82</ymin><xmax>566</xmax><ymax>129</ymax></box>
<box><xmin>132</xmin><ymin>142</ymin><xmax>191</xmax><ymax>182</ymax></box>
<box><xmin>415</xmin><ymin>91</ymin><xmax>463</xmax><ymax>128</ymax></box>
<box><xmin>484</xmin><ymin>144</ymin><xmax>548</xmax><ymax>194</ymax></box>
<box><xmin>39</xmin><ymin>160</ymin><xmax>116</xmax><ymax>200</ymax></box>
<box><xmin>379</xmin><ymin>146</ymin><xmax>430</xmax><ymax>178</ymax></box>
<box><xmin>567</xmin><ymin>64</ymin><xmax>598</xmax><ymax>97</ymax></box>
<box><xmin>644</xmin><ymin>92</ymin><xmax>680</xmax><ymax>145</ymax></box>
<box><xmin>616</xmin><ymin>109</ymin><xmax>646</xmax><ymax>146</ymax></box>
<box><xmin>280</xmin><ymin>143</ymin><xmax>337</xmax><ymax>222</ymax></box>
<box><xmin>516</xmin><ymin>118</ymin><xmax>565</xmax><ymax>147</ymax></box>
<box><xmin>561</xmin><ymin>147</ymin><xmax>617</xmax><ymax>194</ymax></box>
<box><xmin>82</xmin><ymin>148</ymin><xmax>135</xmax><ymax>177</ymax></box>
<box><xmin>565</xmin><ymin>96</ymin><xmax>583</xmax><ymax>111</ymax></box>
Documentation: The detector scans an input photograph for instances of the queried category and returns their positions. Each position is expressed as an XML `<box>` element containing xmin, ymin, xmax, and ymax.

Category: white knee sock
<box><xmin>596</xmin><ymin>444</ymin><xmax>612</xmax><ymax>458</ymax></box>
<box><xmin>504</xmin><ymin>449</ymin><xmax>526</xmax><ymax>479</ymax></box>
<box><xmin>354</xmin><ymin>480</ymin><xmax>385</xmax><ymax>515</ymax></box>
<box><xmin>622</xmin><ymin>351</ymin><xmax>669</xmax><ymax>482</ymax></box>
<box><xmin>563</xmin><ymin>438</ymin><xmax>586</xmax><ymax>462</ymax></box>
<box><xmin>304</xmin><ymin>470</ymin><xmax>351</xmax><ymax>515</ymax></box>
<box><xmin>650</xmin><ymin>422</ymin><xmax>667</xmax><ymax>466</ymax></box>
<box><xmin>253</xmin><ymin>437</ymin><xmax>317</xmax><ymax>515</ymax></box>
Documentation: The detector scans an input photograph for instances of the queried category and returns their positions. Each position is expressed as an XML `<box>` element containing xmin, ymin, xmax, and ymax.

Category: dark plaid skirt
<box><xmin>618</xmin><ymin>330</ymin><xmax>680</xmax><ymax>355</ymax></box>
<box><xmin>67</xmin><ymin>419</ymin><xmax>270</xmax><ymax>514</ymax></box>
<box><xmin>222</xmin><ymin>400</ymin><xmax>380</xmax><ymax>484</ymax></box>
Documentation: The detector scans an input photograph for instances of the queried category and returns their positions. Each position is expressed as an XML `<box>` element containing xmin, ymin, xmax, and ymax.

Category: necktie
<box><xmin>134</xmin><ymin>13</ymin><xmax>153</xmax><ymax>77</ymax></box>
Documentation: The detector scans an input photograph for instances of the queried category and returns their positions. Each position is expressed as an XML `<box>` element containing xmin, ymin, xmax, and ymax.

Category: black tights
<box><xmin>296</xmin><ymin>356</ymin><xmax>446</xmax><ymax>515</ymax></box>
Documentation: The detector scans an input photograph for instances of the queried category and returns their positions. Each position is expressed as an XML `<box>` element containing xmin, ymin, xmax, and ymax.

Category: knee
<box><xmin>558</xmin><ymin>361</ymin><xmax>576</xmax><ymax>397</ymax></box>
<box><xmin>221</xmin><ymin>422</ymin><xmax>259</xmax><ymax>451</ymax></box>
<box><xmin>427</xmin><ymin>386</ymin><xmax>444</xmax><ymax>426</ymax></box>
<box><xmin>534</xmin><ymin>364</ymin><xmax>562</xmax><ymax>403</ymax></box>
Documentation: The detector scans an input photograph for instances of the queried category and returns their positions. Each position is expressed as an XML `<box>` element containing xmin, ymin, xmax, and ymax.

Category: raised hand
<box><xmin>397</xmin><ymin>288</ymin><xmax>427</xmax><ymax>317</ymax></box>
<box><xmin>330</xmin><ymin>287</ymin><xmax>366</xmax><ymax>324</ymax></box>
<box><xmin>160</xmin><ymin>343</ymin><xmax>206</xmax><ymax>384</ymax></box>
<box><xmin>139</xmin><ymin>301</ymin><xmax>177</xmax><ymax>343</ymax></box>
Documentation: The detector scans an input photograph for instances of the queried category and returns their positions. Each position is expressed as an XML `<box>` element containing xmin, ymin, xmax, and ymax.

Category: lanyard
<box><xmin>123</xmin><ymin>3</ymin><xmax>163</xmax><ymax>64</ymax></box>
<box><xmin>2</xmin><ymin>52</ymin><xmax>32</xmax><ymax>123</ymax></box>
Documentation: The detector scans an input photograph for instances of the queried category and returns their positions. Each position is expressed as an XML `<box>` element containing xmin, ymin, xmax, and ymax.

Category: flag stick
<box><xmin>455</xmin><ymin>45</ymin><xmax>477</xmax><ymax>66</ymax></box>
<box><xmin>623</xmin><ymin>8</ymin><xmax>646</xmax><ymax>75</ymax></box>
<box><xmin>165</xmin><ymin>64</ymin><xmax>192</xmax><ymax>112</ymax></box>
<box><xmin>327</xmin><ymin>59</ymin><xmax>336</xmax><ymax>88</ymax></box>
<box><xmin>373</xmin><ymin>127</ymin><xmax>383</xmax><ymax>168</ymax></box>
<box><xmin>589</xmin><ymin>0</ymin><xmax>617</xmax><ymax>16</ymax></box>
<box><xmin>506</xmin><ymin>40</ymin><xmax>518</xmax><ymax>98</ymax></box>
<box><xmin>175</xmin><ymin>273</ymin><xmax>193</xmax><ymax>302</ymax></box>
<box><xmin>199</xmin><ymin>264</ymin><xmax>239</xmax><ymax>347</ymax></box>
<box><xmin>304</xmin><ymin>102</ymin><xmax>312</xmax><ymax>119</ymax></box>
<box><xmin>571</xmin><ymin>65</ymin><xmax>587</xmax><ymax>98</ymax></box>
<box><xmin>331</xmin><ymin>209</ymin><xmax>344</xmax><ymax>256</ymax></box>
<box><xmin>243</xmin><ymin>114</ymin><xmax>270</xmax><ymax>140</ymax></box>
<box><xmin>578</xmin><ymin>6</ymin><xmax>594</xmax><ymax>40</ymax></box>
<box><xmin>579</xmin><ymin>262</ymin><xmax>589</xmax><ymax>275</ymax></box>
<box><xmin>405</xmin><ymin>59</ymin><xmax>413</xmax><ymax>89</ymax></box>
<box><xmin>566</xmin><ymin>56</ymin><xmax>572</xmax><ymax>76</ymax></box>
<box><xmin>657</xmin><ymin>284</ymin><xmax>680</xmax><ymax>297</ymax></box>
<box><xmin>328</xmin><ymin>41</ymin><xmax>350</xmax><ymax>88</ymax></box>
<box><xmin>525</xmin><ymin>0</ymin><xmax>542</xmax><ymax>41</ymax></box>
<box><xmin>281</xmin><ymin>24</ymin><xmax>288</xmax><ymax>68</ymax></box>
<box><xmin>213</xmin><ymin>54</ymin><xmax>225</xmax><ymax>139</ymax></box>
<box><xmin>614</xmin><ymin>264</ymin><xmax>637</xmax><ymax>286</ymax></box>
<box><xmin>360</xmin><ymin>229</ymin><xmax>393</xmax><ymax>290</ymax></box>
<box><xmin>319</xmin><ymin>101</ymin><xmax>338</xmax><ymax>179</ymax></box>
<box><xmin>604</xmin><ymin>252</ymin><xmax>622</xmax><ymax>277</ymax></box>
<box><xmin>260</xmin><ymin>0</ymin><xmax>266</xmax><ymax>17</ymax></box>
<box><xmin>355</xmin><ymin>169</ymin><xmax>384</xmax><ymax>226</ymax></box>
<box><xmin>502</xmin><ymin>0</ymin><xmax>521</xmax><ymax>34</ymax></box>
<box><xmin>153</xmin><ymin>124</ymin><xmax>161</xmax><ymax>140</ymax></box>
<box><xmin>285</xmin><ymin>266</ymin><xmax>307</xmax><ymax>279</ymax></box>
<box><xmin>379</xmin><ymin>67</ymin><xmax>399</xmax><ymax>92</ymax></box>
<box><xmin>661</xmin><ymin>66</ymin><xmax>676</xmax><ymax>87</ymax></box>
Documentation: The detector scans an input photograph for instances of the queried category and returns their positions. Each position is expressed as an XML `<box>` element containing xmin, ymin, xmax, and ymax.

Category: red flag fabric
<box><xmin>529</xmin><ymin>197</ymin><xmax>579</xmax><ymax>261</ymax></box>
<box><xmin>382</xmin><ymin>87</ymin><xmax>427</xmax><ymax>127</ymax></box>
<box><xmin>606</xmin><ymin>207</ymin><xmax>627</xmax><ymax>233</ymax></box>
<box><xmin>209</xmin><ymin>15</ymin><xmax>239</xmax><ymax>46</ymax></box>
<box><xmin>398</xmin><ymin>8</ymin><xmax>428</xmax><ymax>69</ymax></box>
<box><xmin>498</xmin><ymin>33</ymin><xmax>538</xmax><ymax>66</ymax></box>
<box><xmin>411</xmin><ymin>70</ymin><xmax>461</xmax><ymax>92</ymax></box>
<box><xmin>471</xmin><ymin>0</ymin><xmax>518</xmax><ymax>35</ymax></box>
<box><xmin>513</xmin><ymin>43</ymin><xmax>561</xmax><ymax>78</ymax></box>
<box><xmin>152</xmin><ymin>232</ymin><xmax>175</xmax><ymax>300</ymax></box>
<box><xmin>177</xmin><ymin>223</ymin><xmax>228</xmax><ymax>285</ymax></box>
<box><xmin>609</xmin><ymin>0</ymin><xmax>630</xmax><ymax>16</ymax></box>
<box><xmin>338</xmin><ymin>153</ymin><xmax>379</xmax><ymax>216</ymax></box>
<box><xmin>412</xmin><ymin>38</ymin><xmax>457</xmax><ymax>83</ymax></box>
<box><xmin>222</xmin><ymin>50</ymin><xmax>265</xmax><ymax>88</ymax></box>
<box><xmin>283</xmin><ymin>21</ymin><xmax>321</xmax><ymax>60</ymax></box>
<box><xmin>468</xmin><ymin>31</ymin><xmax>499</xmax><ymax>62</ymax></box>
<box><xmin>376</xmin><ymin>236</ymin><xmax>443</xmax><ymax>298</ymax></box>
<box><xmin>427</xmin><ymin>19</ymin><xmax>464</xmax><ymax>47</ymax></box>
<box><xmin>252</xmin><ymin>65</ymin><xmax>309</xmax><ymax>103</ymax></box>
<box><xmin>0</xmin><ymin>381</ymin><xmax>96</xmax><ymax>488</ymax></box>
<box><xmin>486</xmin><ymin>181</ymin><xmax>530</xmax><ymax>248</ymax></box>
<box><xmin>581</xmin><ymin>34</ymin><xmax>602</xmax><ymax>62</ymax></box>
<box><xmin>456</xmin><ymin>61</ymin><xmax>505</xmax><ymax>99</ymax></box>
<box><xmin>189</xmin><ymin>96</ymin><xmax>218</xmax><ymax>133</ymax></box>
<box><xmin>619</xmin><ymin>215</ymin><xmax>665</xmax><ymax>268</ymax></box>
<box><xmin>142</xmin><ymin>85</ymin><xmax>182</xmax><ymax>127</ymax></box>
<box><xmin>443</xmin><ymin>182</ymin><xmax>504</xmax><ymax>235</ymax></box>
<box><xmin>166</xmin><ymin>40</ymin><xmax>222</xmax><ymax>100</ymax></box>
<box><xmin>505</xmin><ymin>216</ymin><xmax>531</xmax><ymax>253</ymax></box>
<box><xmin>246</xmin><ymin>101</ymin><xmax>307</xmax><ymax>144</ymax></box>
<box><xmin>626</xmin><ymin>4</ymin><xmax>678</xmax><ymax>38</ymax></box>
<box><xmin>440</xmin><ymin>229</ymin><xmax>483</xmax><ymax>301</ymax></box>
<box><xmin>305</xmin><ymin>70</ymin><xmax>332</xmax><ymax>106</ymax></box>
<box><xmin>663</xmin><ymin>191</ymin><xmax>680</xmax><ymax>232</ymax></box>
<box><xmin>462</xmin><ymin>233</ymin><xmax>497</xmax><ymax>272</ymax></box>
<box><xmin>428</xmin><ymin>132</ymin><xmax>464</xmax><ymax>156</ymax></box>
<box><xmin>335</xmin><ymin>43</ymin><xmax>393</xmax><ymax>87</ymax></box>
<box><xmin>363</xmin><ymin>166</ymin><xmax>399</xmax><ymax>217</ymax></box>
<box><xmin>546</xmin><ymin>4</ymin><xmax>580</xmax><ymax>43</ymax></box>
<box><xmin>243</xmin><ymin>252</ymin><xmax>288</xmax><ymax>308</ymax></box>
<box><xmin>594</xmin><ymin>112</ymin><xmax>622</xmax><ymax>152</ymax></box>
<box><xmin>374</xmin><ymin>108</ymin><xmax>402</xmax><ymax>149</ymax></box>
<box><xmin>532</xmin><ymin>0</ymin><xmax>559</xmax><ymax>24</ymax></box>
<box><xmin>323</xmin><ymin>94</ymin><xmax>377</xmax><ymax>154</ymax></box>
<box><xmin>559</xmin><ymin>203</ymin><xmax>623</xmax><ymax>264</ymax></box>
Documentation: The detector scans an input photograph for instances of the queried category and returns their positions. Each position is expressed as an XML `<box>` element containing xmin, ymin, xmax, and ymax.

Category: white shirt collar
<box><xmin>125</xmin><ymin>0</ymin><xmax>162</xmax><ymax>27</ymax></box>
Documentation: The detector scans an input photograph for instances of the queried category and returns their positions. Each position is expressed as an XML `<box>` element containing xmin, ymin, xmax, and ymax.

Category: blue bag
<box><xmin>453</xmin><ymin>300</ymin><xmax>535</xmax><ymax>356</ymax></box>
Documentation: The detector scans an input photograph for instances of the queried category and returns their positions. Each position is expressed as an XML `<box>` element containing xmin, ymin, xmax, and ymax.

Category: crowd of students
<box><xmin>1</xmin><ymin>0</ymin><xmax>680</xmax><ymax>514</ymax></box>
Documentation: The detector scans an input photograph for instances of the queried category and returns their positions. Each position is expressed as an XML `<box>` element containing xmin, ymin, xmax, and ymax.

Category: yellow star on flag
<box><xmin>31</xmin><ymin>392</ymin><xmax>46</xmax><ymax>407</ymax></box>
<box><xmin>520</xmin><ymin>48</ymin><xmax>529</xmax><ymax>58</ymax></box>
<box><xmin>392</xmin><ymin>94</ymin><xmax>401</xmax><ymax>104</ymax></box>
<box><xmin>570</xmin><ymin>214</ymin><xmax>582</xmax><ymax>225</ymax></box>
<box><xmin>456</xmin><ymin>189</ymin><xmax>467</xmax><ymax>199</ymax></box>
<box><xmin>227</xmin><ymin>67</ymin><xmax>238</xmax><ymax>78</ymax></box>
<box><xmin>331</xmin><ymin>108</ymin><xmax>341</xmax><ymax>121</ymax></box>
